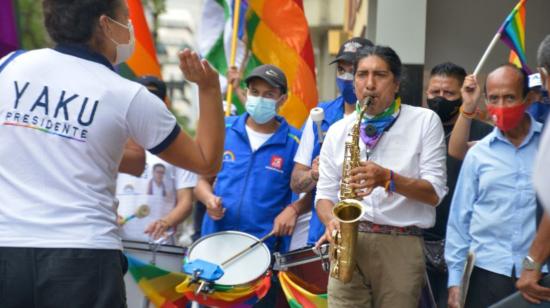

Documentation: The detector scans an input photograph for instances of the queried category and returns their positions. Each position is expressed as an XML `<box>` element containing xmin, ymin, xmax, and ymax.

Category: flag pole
<box><xmin>473</xmin><ymin>32</ymin><xmax>501</xmax><ymax>76</ymax></box>
<box><xmin>225</xmin><ymin>0</ymin><xmax>242</xmax><ymax>116</ymax></box>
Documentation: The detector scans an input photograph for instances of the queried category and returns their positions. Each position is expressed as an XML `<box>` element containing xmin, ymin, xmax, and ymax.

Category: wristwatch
<box><xmin>522</xmin><ymin>255</ymin><xmax>542</xmax><ymax>272</ymax></box>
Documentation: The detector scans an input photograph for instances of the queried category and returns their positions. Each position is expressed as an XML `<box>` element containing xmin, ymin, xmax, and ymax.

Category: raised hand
<box><xmin>461</xmin><ymin>74</ymin><xmax>481</xmax><ymax>114</ymax></box>
<box><xmin>178</xmin><ymin>49</ymin><xmax>219</xmax><ymax>88</ymax></box>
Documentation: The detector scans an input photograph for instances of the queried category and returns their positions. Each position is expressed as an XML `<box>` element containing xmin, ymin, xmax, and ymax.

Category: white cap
<box><xmin>529</xmin><ymin>73</ymin><xmax>542</xmax><ymax>88</ymax></box>
<box><xmin>310</xmin><ymin>107</ymin><xmax>325</xmax><ymax>122</ymax></box>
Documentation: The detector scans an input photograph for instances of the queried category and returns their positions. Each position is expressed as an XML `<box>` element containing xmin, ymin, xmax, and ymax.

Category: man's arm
<box><xmin>445</xmin><ymin>153</ymin><xmax>478</xmax><ymax>308</ymax></box>
<box><xmin>291</xmin><ymin>116</ymin><xmax>318</xmax><ymax>193</ymax></box>
<box><xmin>517</xmin><ymin>213</ymin><xmax>550</xmax><ymax>304</ymax></box>
<box><xmin>157</xmin><ymin>50</ymin><xmax>225</xmax><ymax>176</ymax></box>
<box><xmin>194</xmin><ymin>176</ymin><xmax>224</xmax><ymax>220</ymax></box>
<box><xmin>272</xmin><ymin>192</ymin><xmax>313</xmax><ymax>236</ymax></box>
<box><xmin>118</xmin><ymin>139</ymin><xmax>145</xmax><ymax>176</ymax></box>
<box><xmin>291</xmin><ymin>162</ymin><xmax>318</xmax><ymax>193</ymax></box>
<box><xmin>449</xmin><ymin>74</ymin><xmax>481</xmax><ymax>160</ymax></box>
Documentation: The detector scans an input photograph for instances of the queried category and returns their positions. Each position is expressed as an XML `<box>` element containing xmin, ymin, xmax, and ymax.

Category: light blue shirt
<box><xmin>445</xmin><ymin>115</ymin><xmax>543</xmax><ymax>287</ymax></box>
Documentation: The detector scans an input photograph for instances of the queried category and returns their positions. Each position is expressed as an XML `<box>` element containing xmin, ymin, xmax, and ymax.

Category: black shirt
<box><xmin>424</xmin><ymin>119</ymin><xmax>494</xmax><ymax>241</ymax></box>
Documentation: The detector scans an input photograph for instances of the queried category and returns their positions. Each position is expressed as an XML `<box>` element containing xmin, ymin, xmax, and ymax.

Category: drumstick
<box><xmin>120</xmin><ymin>204</ymin><xmax>150</xmax><ymax>225</ymax></box>
<box><xmin>221</xmin><ymin>231</ymin><xmax>274</xmax><ymax>267</ymax></box>
<box><xmin>310</xmin><ymin>107</ymin><xmax>325</xmax><ymax>144</ymax></box>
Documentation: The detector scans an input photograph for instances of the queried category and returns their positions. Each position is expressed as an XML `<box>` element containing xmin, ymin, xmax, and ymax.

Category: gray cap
<box><xmin>330</xmin><ymin>37</ymin><xmax>374</xmax><ymax>65</ymax></box>
<box><xmin>245</xmin><ymin>64</ymin><xmax>287</xmax><ymax>94</ymax></box>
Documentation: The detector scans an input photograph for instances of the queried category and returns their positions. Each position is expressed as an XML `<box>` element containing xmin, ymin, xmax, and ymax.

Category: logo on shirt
<box><xmin>270</xmin><ymin>155</ymin><xmax>283</xmax><ymax>170</ymax></box>
<box><xmin>3</xmin><ymin>81</ymin><xmax>100</xmax><ymax>143</ymax></box>
<box><xmin>223</xmin><ymin>150</ymin><xmax>236</xmax><ymax>162</ymax></box>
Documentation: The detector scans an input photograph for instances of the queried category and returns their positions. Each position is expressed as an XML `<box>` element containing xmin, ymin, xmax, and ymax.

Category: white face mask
<box><xmin>107</xmin><ymin>17</ymin><xmax>135</xmax><ymax>65</ymax></box>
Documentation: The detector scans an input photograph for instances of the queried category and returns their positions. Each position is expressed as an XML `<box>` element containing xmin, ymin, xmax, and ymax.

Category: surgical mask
<box><xmin>336</xmin><ymin>72</ymin><xmax>357</xmax><ymax>104</ymax></box>
<box><xmin>108</xmin><ymin>17</ymin><xmax>135</xmax><ymax>65</ymax></box>
<box><xmin>246</xmin><ymin>95</ymin><xmax>278</xmax><ymax>124</ymax></box>
<box><xmin>486</xmin><ymin>103</ymin><xmax>526</xmax><ymax>132</ymax></box>
<box><xmin>427</xmin><ymin>97</ymin><xmax>462</xmax><ymax>123</ymax></box>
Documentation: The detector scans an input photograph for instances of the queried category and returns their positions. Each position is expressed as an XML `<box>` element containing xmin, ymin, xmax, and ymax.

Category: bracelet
<box><xmin>158</xmin><ymin>219</ymin><xmax>170</xmax><ymax>228</ymax></box>
<box><xmin>385</xmin><ymin>170</ymin><xmax>396</xmax><ymax>193</ymax></box>
<box><xmin>310</xmin><ymin>169</ymin><xmax>319</xmax><ymax>182</ymax></box>
<box><xmin>460</xmin><ymin>106</ymin><xmax>476</xmax><ymax>119</ymax></box>
<box><xmin>288</xmin><ymin>204</ymin><xmax>299</xmax><ymax>216</ymax></box>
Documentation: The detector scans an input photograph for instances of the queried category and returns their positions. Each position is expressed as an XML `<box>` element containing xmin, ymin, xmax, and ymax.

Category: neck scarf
<box><xmin>358</xmin><ymin>97</ymin><xmax>401</xmax><ymax>149</ymax></box>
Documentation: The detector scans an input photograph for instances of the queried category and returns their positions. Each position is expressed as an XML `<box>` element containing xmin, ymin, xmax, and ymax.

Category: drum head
<box><xmin>188</xmin><ymin>231</ymin><xmax>271</xmax><ymax>285</ymax></box>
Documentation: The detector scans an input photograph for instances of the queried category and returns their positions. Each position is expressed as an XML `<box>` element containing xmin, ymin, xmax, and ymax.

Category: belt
<box><xmin>358</xmin><ymin>221</ymin><xmax>422</xmax><ymax>237</ymax></box>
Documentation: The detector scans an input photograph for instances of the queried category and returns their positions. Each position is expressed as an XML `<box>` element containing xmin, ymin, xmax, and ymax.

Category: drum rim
<box><xmin>187</xmin><ymin>230</ymin><xmax>271</xmax><ymax>285</ymax></box>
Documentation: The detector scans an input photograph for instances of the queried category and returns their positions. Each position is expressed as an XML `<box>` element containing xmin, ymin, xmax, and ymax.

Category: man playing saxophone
<box><xmin>315</xmin><ymin>45</ymin><xmax>448</xmax><ymax>307</ymax></box>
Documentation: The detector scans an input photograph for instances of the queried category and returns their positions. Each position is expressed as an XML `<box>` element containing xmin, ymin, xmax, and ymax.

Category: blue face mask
<box><xmin>336</xmin><ymin>73</ymin><xmax>357</xmax><ymax>104</ymax></box>
<box><xmin>246</xmin><ymin>95</ymin><xmax>278</xmax><ymax>124</ymax></box>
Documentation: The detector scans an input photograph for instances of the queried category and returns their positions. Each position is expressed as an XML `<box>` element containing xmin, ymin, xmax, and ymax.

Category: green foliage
<box><xmin>15</xmin><ymin>0</ymin><xmax>51</xmax><ymax>49</ymax></box>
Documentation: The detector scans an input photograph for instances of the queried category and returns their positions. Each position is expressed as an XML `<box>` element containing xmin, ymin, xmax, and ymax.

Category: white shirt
<box><xmin>0</xmin><ymin>49</ymin><xmax>178</xmax><ymax>250</ymax></box>
<box><xmin>117</xmin><ymin>153</ymin><xmax>197</xmax><ymax>243</ymax></box>
<box><xmin>245</xmin><ymin>125</ymin><xmax>274</xmax><ymax>151</ymax></box>
<box><xmin>534</xmin><ymin>123</ymin><xmax>550</xmax><ymax>211</ymax></box>
<box><xmin>315</xmin><ymin>104</ymin><xmax>448</xmax><ymax>228</ymax></box>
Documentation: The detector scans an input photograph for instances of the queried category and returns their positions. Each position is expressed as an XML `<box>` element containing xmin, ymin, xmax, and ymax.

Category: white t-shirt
<box><xmin>117</xmin><ymin>153</ymin><xmax>197</xmax><ymax>243</ymax></box>
<box><xmin>294</xmin><ymin>112</ymin><xmax>355</xmax><ymax>167</ymax></box>
<box><xmin>245</xmin><ymin>125</ymin><xmax>274</xmax><ymax>151</ymax></box>
<box><xmin>0</xmin><ymin>49</ymin><xmax>179</xmax><ymax>250</ymax></box>
<box><xmin>316</xmin><ymin>104</ymin><xmax>448</xmax><ymax>228</ymax></box>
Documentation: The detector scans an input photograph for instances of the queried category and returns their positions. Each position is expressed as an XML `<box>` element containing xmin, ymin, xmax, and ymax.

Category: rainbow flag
<box><xmin>278</xmin><ymin>271</ymin><xmax>327</xmax><ymax>308</ymax></box>
<box><xmin>126</xmin><ymin>254</ymin><xmax>271</xmax><ymax>308</ymax></box>
<box><xmin>119</xmin><ymin>0</ymin><xmax>162</xmax><ymax>79</ymax></box>
<box><xmin>498</xmin><ymin>0</ymin><xmax>531</xmax><ymax>73</ymax></box>
<box><xmin>0</xmin><ymin>0</ymin><xmax>19</xmax><ymax>58</ymax></box>
<box><xmin>200</xmin><ymin>0</ymin><xmax>318</xmax><ymax>128</ymax></box>
<box><xmin>126</xmin><ymin>255</ymin><xmax>189</xmax><ymax>308</ymax></box>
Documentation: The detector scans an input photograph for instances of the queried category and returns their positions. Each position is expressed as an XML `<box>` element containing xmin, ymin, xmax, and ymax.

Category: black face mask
<box><xmin>427</xmin><ymin>97</ymin><xmax>462</xmax><ymax>123</ymax></box>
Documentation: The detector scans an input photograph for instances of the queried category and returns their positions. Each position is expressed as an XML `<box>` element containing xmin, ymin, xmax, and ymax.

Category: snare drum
<box><xmin>274</xmin><ymin>244</ymin><xmax>330</xmax><ymax>294</ymax></box>
<box><xmin>123</xmin><ymin>240</ymin><xmax>187</xmax><ymax>308</ymax></box>
<box><xmin>186</xmin><ymin>231</ymin><xmax>271</xmax><ymax>286</ymax></box>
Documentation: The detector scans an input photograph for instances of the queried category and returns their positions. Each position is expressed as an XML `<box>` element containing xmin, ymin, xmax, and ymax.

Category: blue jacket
<box><xmin>201</xmin><ymin>114</ymin><xmax>301</xmax><ymax>252</ymax></box>
<box><xmin>307</xmin><ymin>96</ymin><xmax>347</xmax><ymax>245</ymax></box>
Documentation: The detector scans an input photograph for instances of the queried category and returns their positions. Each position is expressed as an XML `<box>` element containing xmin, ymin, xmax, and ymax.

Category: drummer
<box><xmin>117</xmin><ymin>76</ymin><xmax>198</xmax><ymax>245</ymax></box>
<box><xmin>194</xmin><ymin>64</ymin><xmax>309</xmax><ymax>305</ymax></box>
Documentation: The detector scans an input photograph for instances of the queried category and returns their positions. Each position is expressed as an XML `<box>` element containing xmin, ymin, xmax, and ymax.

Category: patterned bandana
<box><xmin>358</xmin><ymin>97</ymin><xmax>401</xmax><ymax>149</ymax></box>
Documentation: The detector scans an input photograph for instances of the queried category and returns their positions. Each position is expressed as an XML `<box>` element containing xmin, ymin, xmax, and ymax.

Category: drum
<box><xmin>123</xmin><ymin>240</ymin><xmax>187</xmax><ymax>308</ymax></box>
<box><xmin>273</xmin><ymin>244</ymin><xmax>330</xmax><ymax>294</ymax></box>
<box><xmin>186</xmin><ymin>231</ymin><xmax>272</xmax><ymax>286</ymax></box>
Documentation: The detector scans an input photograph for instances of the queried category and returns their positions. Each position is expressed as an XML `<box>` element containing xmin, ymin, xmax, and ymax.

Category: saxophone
<box><xmin>329</xmin><ymin>96</ymin><xmax>371</xmax><ymax>283</ymax></box>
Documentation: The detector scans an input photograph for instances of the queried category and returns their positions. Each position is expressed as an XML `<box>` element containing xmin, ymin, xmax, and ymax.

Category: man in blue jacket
<box><xmin>290</xmin><ymin>37</ymin><xmax>373</xmax><ymax>246</ymax></box>
<box><xmin>194</xmin><ymin>64</ymin><xmax>306</xmax><ymax>252</ymax></box>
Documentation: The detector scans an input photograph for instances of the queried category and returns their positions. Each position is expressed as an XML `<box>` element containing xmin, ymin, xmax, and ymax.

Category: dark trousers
<box><xmin>465</xmin><ymin>266</ymin><xmax>517</xmax><ymax>308</ymax></box>
<box><xmin>426</xmin><ymin>267</ymin><xmax>448</xmax><ymax>308</ymax></box>
<box><xmin>0</xmin><ymin>247</ymin><xmax>127</xmax><ymax>308</ymax></box>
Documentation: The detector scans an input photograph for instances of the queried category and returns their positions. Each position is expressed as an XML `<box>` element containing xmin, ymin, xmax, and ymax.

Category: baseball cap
<box><xmin>245</xmin><ymin>64</ymin><xmax>288</xmax><ymax>94</ymax></box>
<box><xmin>330</xmin><ymin>37</ymin><xmax>374</xmax><ymax>65</ymax></box>
<box><xmin>137</xmin><ymin>75</ymin><xmax>167</xmax><ymax>101</ymax></box>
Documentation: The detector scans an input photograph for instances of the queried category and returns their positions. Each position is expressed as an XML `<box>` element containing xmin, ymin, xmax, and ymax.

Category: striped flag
<box><xmin>126</xmin><ymin>255</ymin><xmax>189</xmax><ymax>308</ymax></box>
<box><xmin>0</xmin><ymin>0</ymin><xmax>19</xmax><ymax>57</ymax></box>
<box><xmin>499</xmin><ymin>0</ymin><xmax>530</xmax><ymax>72</ymax></box>
<box><xmin>199</xmin><ymin>0</ymin><xmax>318</xmax><ymax>128</ymax></box>
<box><xmin>119</xmin><ymin>0</ymin><xmax>162</xmax><ymax>79</ymax></box>
<box><xmin>279</xmin><ymin>271</ymin><xmax>327</xmax><ymax>308</ymax></box>
<box><xmin>126</xmin><ymin>254</ymin><xmax>271</xmax><ymax>307</ymax></box>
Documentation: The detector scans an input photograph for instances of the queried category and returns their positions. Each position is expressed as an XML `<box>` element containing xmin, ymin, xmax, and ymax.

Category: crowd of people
<box><xmin>1</xmin><ymin>0</ymin><xmax>550</xmax><ymax>308</ymax></box>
